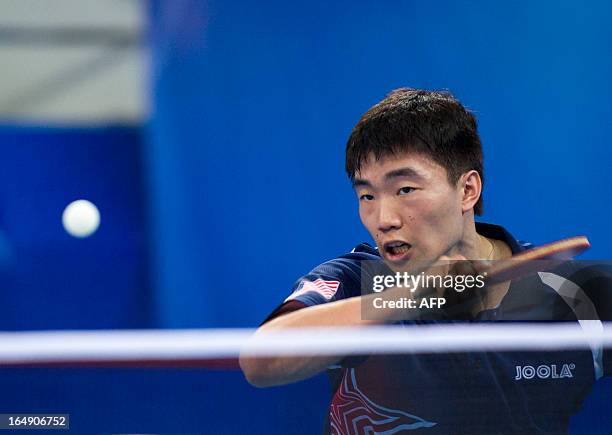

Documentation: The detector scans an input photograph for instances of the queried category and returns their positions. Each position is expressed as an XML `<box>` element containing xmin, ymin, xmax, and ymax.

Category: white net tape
<box><xmin>0</xmin><ymin>322</ymin><xmax>611</xmax><ymax>365</ymax></box>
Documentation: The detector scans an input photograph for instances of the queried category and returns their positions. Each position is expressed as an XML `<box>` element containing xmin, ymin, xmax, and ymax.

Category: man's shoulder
<box><xmin>279</xmin><ymin>243</ymin><xmax>381</xmax><ymax>307</ymax></box>
<box><xmin>302</xmin><ymin>243</ymin><xmax>380</xmax><ymax>285</ymax></box>
<box><xmin>314</xmin><ymin>242</ymin><xmax>380</xmax><ymax>271</ymax></box>
<box><xmin>347</xmin><ymin>242</ymin><xmax>380</xmax><ymax>257</ymax></box>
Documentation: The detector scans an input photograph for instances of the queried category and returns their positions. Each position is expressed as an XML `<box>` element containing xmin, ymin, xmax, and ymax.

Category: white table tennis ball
<box><xmin>62</xmin><ymin>199</ymin><xmax>100</xmax><ymax>238</ymax></box>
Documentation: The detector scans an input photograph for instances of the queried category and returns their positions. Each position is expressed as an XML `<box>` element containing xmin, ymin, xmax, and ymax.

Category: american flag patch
<box><xmin>285</xmin><ymin>279</ymin><xmax>340</xmax><ymax>302</ymax></box>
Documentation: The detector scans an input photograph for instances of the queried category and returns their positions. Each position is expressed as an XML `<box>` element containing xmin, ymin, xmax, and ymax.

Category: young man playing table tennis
<box><xmin>240</xmin><ymin>88</ymin><xmax>609</xmax><ymax>434</ymax></box>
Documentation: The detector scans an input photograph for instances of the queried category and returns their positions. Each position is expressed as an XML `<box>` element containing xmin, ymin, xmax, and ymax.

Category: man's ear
<box><xmin>459</xmin><ymin>170</ymin><xmax>482</xmax><ymax>213</ymax></box>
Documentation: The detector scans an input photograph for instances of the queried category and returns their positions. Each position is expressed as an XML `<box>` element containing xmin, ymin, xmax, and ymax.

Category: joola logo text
<box><xmin>514</xmin><ymin>363</ymin><xmax>575</xmax><ymax>380</ymax></box>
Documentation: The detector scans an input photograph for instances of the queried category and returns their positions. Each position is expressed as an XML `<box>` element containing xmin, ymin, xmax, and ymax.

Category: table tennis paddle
<box><xmin>485</xmin><ymin>236</ymin><xmax>590</xmax><ymax>284</ymax></box>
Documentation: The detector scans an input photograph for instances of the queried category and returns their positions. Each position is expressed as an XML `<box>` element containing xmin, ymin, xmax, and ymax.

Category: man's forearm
<box><xmin>240</xmin><ymin>289</ymin><xmax>419</xmax><ymax>387</ymax></box>
<box><xmin>240</xmin><ymin>296</ymin><xmax>370</xmax><ymax>387</ymax></box>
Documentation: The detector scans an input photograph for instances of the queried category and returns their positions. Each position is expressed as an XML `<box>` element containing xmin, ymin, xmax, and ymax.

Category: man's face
<box><xmin>354</xmin><ymin>152</ymin><xmax>466</xmax><ymax>271</ymax></box>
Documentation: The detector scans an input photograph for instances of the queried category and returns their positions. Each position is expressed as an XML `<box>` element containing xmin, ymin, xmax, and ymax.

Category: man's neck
<box><xmin>455</xmin><ymin>218</ymin><xmax>512</xmax><ymax>261</ymax></box>
<box><xmin>457</xmin><ymin>218</ymin><xmax>514</xmax><ymax>313</ymax></box>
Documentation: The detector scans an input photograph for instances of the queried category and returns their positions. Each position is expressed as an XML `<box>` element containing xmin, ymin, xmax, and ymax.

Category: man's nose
<box><xmin>377</xmin><ymin>201</ymin><xmax>402</xmax><ymax>232</ymax></box>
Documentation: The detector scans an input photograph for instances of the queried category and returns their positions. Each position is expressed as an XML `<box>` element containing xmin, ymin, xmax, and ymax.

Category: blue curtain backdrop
<box><xmin>147</xmin><ymin>0</ymin><xmax>612</xmax><ymax>329</ymax></box>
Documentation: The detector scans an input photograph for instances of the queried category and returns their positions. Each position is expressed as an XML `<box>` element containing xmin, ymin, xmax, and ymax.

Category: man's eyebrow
<box><xmin>384</xmin><ymin>167</ymin><xmax>425</xmax><ymax>181</ymax></box>
<box><xmin>352</xmin><ymin>167</ymin><xmax>425</xmax><ymax>188</ymax></box>
<box><xmin>352</xmin><ymin>178</ymin><xmax>371</xmax><ymax>188</ymax></box>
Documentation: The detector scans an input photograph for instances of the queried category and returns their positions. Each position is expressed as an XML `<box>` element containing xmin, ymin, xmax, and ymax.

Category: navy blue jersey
<box><xmin>264</xmin><ymin>223</ymin><xmax>610</xmax><ymax>434</ymax></box>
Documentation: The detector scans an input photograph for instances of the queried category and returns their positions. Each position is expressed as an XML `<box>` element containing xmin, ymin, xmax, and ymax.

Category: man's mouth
<box><xmin>383</xmin><ymin>241</ymin><xmax>412</xmax><ymax>262</ymax></box>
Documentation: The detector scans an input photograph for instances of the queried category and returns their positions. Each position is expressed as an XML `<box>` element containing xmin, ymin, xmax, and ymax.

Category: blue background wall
<box><xmin>148</xmin><ymin>0</ymin><xmax>611</xmax><ymax>329</ymax></box>
<box><xmin>0</xmin><ymin>126</ymin><xmax>151</xmax><ymax>330</ymax></box>
<box><xmin>0</xmin><ymin>0</ymin><xmax>610</xmax><ymax>433</ymax></box>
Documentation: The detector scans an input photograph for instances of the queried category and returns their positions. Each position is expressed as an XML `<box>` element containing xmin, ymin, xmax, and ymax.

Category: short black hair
<box><xmin>345</xmin><ymin>88</ymin><xmax>484</xmax><ymax>215</ymax></box>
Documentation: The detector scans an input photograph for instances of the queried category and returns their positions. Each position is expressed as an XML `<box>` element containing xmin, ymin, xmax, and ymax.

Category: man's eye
<box><xmin>359</xmin><ymin>194</ymin><xmax>374</xmax><ymax>201</ymax></box>
<box><xmin>398</xmin><ymin>187</ymin><xmax>415</xmax><ymax>195</ymax></box>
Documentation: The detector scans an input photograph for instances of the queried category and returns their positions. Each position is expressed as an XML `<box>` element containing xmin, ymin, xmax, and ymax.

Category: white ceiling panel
<box><xmin>0</xmin><ymin>0</ymin><xmax>145</xmax><ymax>124</ymax></box>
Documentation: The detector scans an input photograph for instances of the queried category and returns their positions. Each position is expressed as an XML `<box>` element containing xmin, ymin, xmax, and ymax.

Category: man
<box><xmin>240</xmin><ymin>89</ymin><xmax>609</xmax><ymax>433</ymax></box>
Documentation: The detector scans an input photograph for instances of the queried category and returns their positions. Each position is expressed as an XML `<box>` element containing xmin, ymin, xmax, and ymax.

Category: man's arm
<box><xmin>240</xmin><ymin>254</ymin><xmax>487</xmax><ymax>387</ymax></box>
<box><xmin>239</xmin><ymin>288</ymin><xmax>416</xmax><ymax>387</ymax></box>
